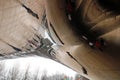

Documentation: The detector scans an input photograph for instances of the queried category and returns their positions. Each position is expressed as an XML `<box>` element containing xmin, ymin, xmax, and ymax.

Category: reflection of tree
<box><xmin>41</xmin><ymin>70</ymin><xmax>47</xmax><ymax>80</ymax></box>
<box><xmin>0</xmin><ymin>61</ymin><xmax>90</xmax><ymax>80</ymax></box>
<box><xmin>32</xmin><ymin>67</ymin><xmax>40</xmax><ymax>80</ymax></box>
<box><xmin>22</xmin><ymin>65</ymin><xmax>30</xmax><ymax>80</ymax></box>
<box><xmin>41</xmin><ymin>73</ymin><xmax>72</xmax><ymax>80</ymax></box>
<box><xmin>0</xmin><ymin>62</ymin><xmax>6</xmax><ymax>80</ymax></box>
<box><xmin>0</xmin><ymin>62</ymin><xmax>76</xmax><ymax>80</ymax></box>
<box><xmin>7</xmin><ymin>64</ymin><xmax>19</xmax><ymax>80</ymax></box>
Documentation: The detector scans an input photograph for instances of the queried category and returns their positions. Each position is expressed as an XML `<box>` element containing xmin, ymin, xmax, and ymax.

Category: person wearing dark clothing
<box><xmin>94</xmin><ymin>39</ymin><xmax>105</xmax><ymax>51</ymax></box>
<box><xmin>99</xmin><ymin>38</ymin><xmax>106</xmax><ymax>46</ymax></box>
<box><xmin>95</xmin><ymin>40</ymin><xmax>101</xmax><ymax>48</ymax></box>
<box><xmin>66</xmin><ymin>2</ymin><xmax>73</xmax><ymax>13</ymax></box>
<box><xmin>66</xmin><ymin>2</ymin><xmax>73</xmax><ymax>21</ymax></box>
<box><xmin>65</xmin><ymin>0</ymin><xmax>76</xmax><ymax>21</ymax></box>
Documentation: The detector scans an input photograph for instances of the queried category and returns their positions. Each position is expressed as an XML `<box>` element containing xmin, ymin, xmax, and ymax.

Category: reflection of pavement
<box><xmin>0</xmin><ymin>0</ymin><xmax>45</xmax><ymax>54</ymax></box>
<box><xmin>45</xmin><ymin>0</ymin><xmax>120</xmax><ymax>80</ymax></box>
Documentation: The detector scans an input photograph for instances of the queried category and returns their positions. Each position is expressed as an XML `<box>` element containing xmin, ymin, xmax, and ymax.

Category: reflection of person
<box><xmin>89</xmin><ymin>42</ymin><xmax>94</xmax><ymax>47</ymax></box>
<box><xmin>66</xmin><ymin>3</ymin><xmax>73</xmax><ymax>13</ymax></box>
<box><xmin>66</xmin><ymin>3</ymin><xmax>73</xmax><ymax>20</ymax></box>
<box><xmin>95</xmin><ymin>40</ymin><xmax>101</xmax><ymax>48</ymax></box>
<box><xmin>66</xmin><ymin>0</ymin><xmax>74</xmax><ymax>21</ymax></box>
<box><xmin>94</xmin><ymin>39</ymin><xmax>105</xmax><ymax>51</ymax></box>
<box><xmin>99</xmin><ymin>38</ymin><xmax>106</xmax><ymax>46</ymax></box>
<box><xmin>68</xmin><ymin>14</ymin><xmax>72</xmax><ymax>20</ymax></box>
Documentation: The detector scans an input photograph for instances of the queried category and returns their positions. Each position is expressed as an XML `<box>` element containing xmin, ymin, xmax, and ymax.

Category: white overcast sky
<box><xmin>2</xmin><ymin>56</ymin><xmax>77</xmax><ymax>77</ymax></box>
<box><xmin>0</xmin><ymin>27</ymin><xmax>77</xmax><ymax>79</ymax></box>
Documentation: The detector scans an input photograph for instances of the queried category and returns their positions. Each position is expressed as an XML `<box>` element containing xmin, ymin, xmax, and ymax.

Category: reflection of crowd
<box><xmin>82</xmin><ymin>35</ymin><xmax>106</xmax><ymax>51</ymax></box>
<box><xmin>65</xmin><ymin>0</ymin><xmax>76</xmax><ymax>21</ymax></box>
<box><xmin>93</xmin><ymin>38</ymin><xmax>106</xmax><ymax>51</ymax></box>
<box><xmin>65</xmin><ymin>0</ymin><xmax>107</xmax><ymax>52</ymax></box>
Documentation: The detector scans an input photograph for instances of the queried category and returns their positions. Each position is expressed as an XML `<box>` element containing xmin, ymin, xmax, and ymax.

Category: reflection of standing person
<box><xmin>100</xmin><ymin>38</ymin><xmax>106</xmax><ymax>46</ymax></box>
<box><xmin>66</xmin><ymin>0</ymin><xmax>74</xmax><ymax>21</ymax></box>
<box><xmin>68</xmin><ymin>14</ymin><xmax>72</xmax><ymax>20</ymax></box>
<box><xmin>65</xmin><ymin>0</ymin><xmax>76</xmax><ymax>21</ymax></box>
<box><xmin>95</xmin><ymin>40</ymin><xmax>101</xmax><ymax>48</ymax></box>
<box><xmin>94</xmin><ymin>40</ymin><xmax>103</xmax><ymax>51</ymax></box>
<box><xmin>66</xmin><ymin>3</ymin><xmax>73</xmax><ymax>20</ymax></box>
<box><xmin>67</xmin><ymin>3</ymin><xmax>73</xmax><ymax>13</ymax></box>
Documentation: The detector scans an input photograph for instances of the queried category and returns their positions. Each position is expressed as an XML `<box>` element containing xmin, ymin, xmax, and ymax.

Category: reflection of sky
<box><xmin>0</xmin><ymin>26</ymin><xmax>77</xmax><ymax>79</ymax></box>
<box><xmin>44</xmin><ymin>30</ymin><xmax>61</xmax><ymax>50</ymax></box>
<box><xmin>45</xmin><ymin>30</ymin><xmax>55</xmax><ymax>44</ymax></box>
<box><xmin>1</xmin><ymin>56</ymin><xmax>77</xmax><ymax>78</ymax></box>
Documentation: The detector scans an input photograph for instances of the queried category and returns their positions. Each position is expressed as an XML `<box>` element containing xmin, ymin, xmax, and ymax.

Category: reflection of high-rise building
<box><xmin>42</xmin><ymin>38</ymin><xmax>53</xmax><ymax>47</ymax></box>
<box><xmin>35</xmin><ymin>38</ymin><xmax>55</xmax><ymax>59</ymax></box>
<box><xmin>22</xmin><ymin>34</ymin><xmax>43</xmax><ymax>52</ymax></box>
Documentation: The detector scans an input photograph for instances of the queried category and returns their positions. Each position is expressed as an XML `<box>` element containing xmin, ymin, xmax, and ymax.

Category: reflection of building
<box><xmin>42</xmin><ymin>38</ymin><xmax>53</xmax><ymax>46</ymax></box>
<box><xmin>35</xmin><ymin>38</ymin><xmax>56</xmax><ymax>59</ymax></box>
<box><xmin>22</xmin><ymin>34</ymin><xmax>42</xmax><ymax>52</ymax></box>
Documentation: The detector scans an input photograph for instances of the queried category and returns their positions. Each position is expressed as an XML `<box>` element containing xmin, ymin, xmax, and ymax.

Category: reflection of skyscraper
<box><xmin>42</xmin><ymin>38</ymin><xmax>53</xmax><ymax>46</ymax></box>
<box><xmin>36</xmin><ymin>38</ymin><xmax>55</xmax><ymax>59</ymax></box>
